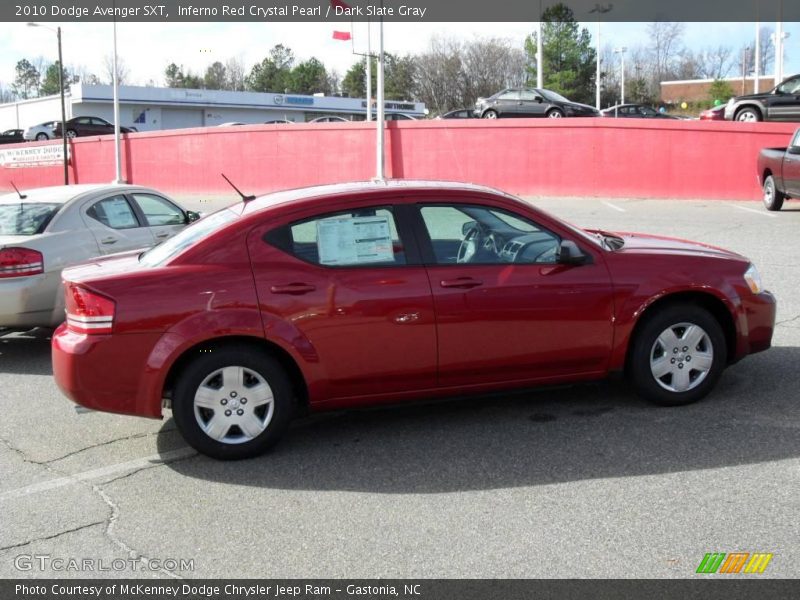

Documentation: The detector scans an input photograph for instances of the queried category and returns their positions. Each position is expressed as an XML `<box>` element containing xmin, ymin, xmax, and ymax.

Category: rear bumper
<box><xmin>52</xmin><ymin>324</ymin><xmax>165</xmax><ymax>418</ymax></box>
<box><xmin>736</xmin><ymin>290</ymin><xmax>776</xmax><ymax>360</ymax></box>
<box><xmin>0</xmin><ymin>273</ymin><xmax>61</xmax><ymax>328</ymax></box>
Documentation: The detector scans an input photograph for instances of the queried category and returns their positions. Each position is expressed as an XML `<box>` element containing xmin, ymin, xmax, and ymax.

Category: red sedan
<box><xmin>53</xmin><ymin>181</ymin><xmax>776</xmax><ymax>459</ymax></box>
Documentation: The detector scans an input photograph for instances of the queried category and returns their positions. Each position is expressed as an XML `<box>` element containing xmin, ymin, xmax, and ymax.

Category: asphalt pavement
<box><xmin>1</xmin><ymin>196</ymin><xmax>798</xmax><ymax>579</ymax></box>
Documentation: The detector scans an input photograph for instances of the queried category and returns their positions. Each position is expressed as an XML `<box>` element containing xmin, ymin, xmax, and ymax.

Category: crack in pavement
<box><xmin>0</xmin><ymin>521</ymin><xmax>106</xmax><ymax>552</ymax></box>
<box><xmin>777</xmin><ymin>313</ymin><xmax>800</xmax><ymax>327</ymax></box>
<box><xmin>0</xmin><ymin>428</ymin><xmax>177</xmax><ymax>466</ymax></box>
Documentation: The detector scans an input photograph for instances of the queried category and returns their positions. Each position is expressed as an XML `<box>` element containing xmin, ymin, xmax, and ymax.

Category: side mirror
<box><xmin>535</xmin><ymin>96</ymin><xmax>543</xmax><ymax>103</ymax></box>
<box><xmin>462</xmin><ymin>220</ymin><xmax>478</xmax><ymax>236</ymax></box>
<box><xmin>787</xmin><ymin>146</ymin><xmax>800</xmax><ymax>155</ymax></box>
<box><xmin>185</xmin><ymin>210</ymin><xmax>201</xmax><ymax>223</ymax></box>
<box><xmin>557</xmin><ymin>240</ymin><xmax>589</xmax><ymax>266</ymax></box>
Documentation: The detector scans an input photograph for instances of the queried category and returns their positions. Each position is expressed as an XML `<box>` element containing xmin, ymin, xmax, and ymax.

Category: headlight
<box><xmin>744</xmin><ymin>264</ymin><xmax>764</xmax><ymax>294</ymax></box>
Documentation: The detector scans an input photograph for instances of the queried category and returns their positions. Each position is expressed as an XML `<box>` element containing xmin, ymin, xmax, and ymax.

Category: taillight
<box><xmin>65</xmin><ymin>283</ymin><xmax>115</xmax><ymax>334</ymax></box>
<box><xmin>0</xmin><ymin>248</ymin><xmax>44</xmax><ymax>278</ymax></box>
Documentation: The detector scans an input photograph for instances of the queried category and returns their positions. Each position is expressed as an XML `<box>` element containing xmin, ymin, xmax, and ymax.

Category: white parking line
<box><xmin>0</xmin><ymin>447</ymin><xmax>196</xmax><ymax>501</ymax></box>
<box><xmin>601</xmin><ymin>201</ymin><xmax>626</xmax><ymax>213</ymax></box>
<box><xmin>730</xmin><ymin>204</ymin><xmax>777</xmax><ymax>218</ymax></box>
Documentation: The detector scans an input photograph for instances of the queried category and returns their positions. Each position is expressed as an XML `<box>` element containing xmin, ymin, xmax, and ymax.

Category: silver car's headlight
<box><xmin>744</xmin><ymin>264</ymin><xmax>764</xmax><ymax>294</ymax></box>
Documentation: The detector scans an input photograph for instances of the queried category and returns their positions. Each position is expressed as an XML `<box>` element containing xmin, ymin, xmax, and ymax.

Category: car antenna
<box><xmin>221</xmin><ymin>173</ymin><xmax>256</xmax><ymax>203</ymax></box>
<box><xmin>10</xmin><ymin>181</ymin><xmax>26</xmax><ymax>200</ymax></box>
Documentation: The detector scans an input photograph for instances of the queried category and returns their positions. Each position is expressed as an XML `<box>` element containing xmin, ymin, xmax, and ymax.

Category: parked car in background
<box><xmin>601</xmin><ymin>104</ymin><xmax>680</xmax><ymax>119</ymax></box>
<box><xmin>309</xmin><ymin>116</ymin><xmax>350</xmax><ymax>123</ymax></box>
<box><xmin>0</xmin><ymin>129</ymin><xmax>25</xmax><ymax>144</ymax></box>
<box><xmin>217</xmin><ymin>122</ymin><xmax>246</xmax><ymax>127</ymax></box>
<box><xmin>54</xmin><ymin>116</ymin><xmax>135</xmax><ymax>138</ymax></box>
<box><xmin>385</xmin><ymin>113</ymin><xmax>417</xmax><ymax>121</ymax></box>
<box><xmin>475</xmin><ymin>88</ymin><xmax>600</xmax><ymax>119</ymax></box>
<box><xmin>0</xmin><ymin>184</ymin><xmax>199</xmax><ymax>330</ymax></box>
<box><xmin>699</xmin><ymin>105</ymin><xmax>726</xmax><ymax>121</ymax></box>
<box><xmin>264</xmin><ymin>119</ymin><xmax>293</xmax><ymax>124</ymax></box>
<box><xmin>757</xmin><ymin>127</ymin><xmax>800</xmax><ymax>210</ymax></box>
<box><xmin>24</xmin><ymin>121</ymin><xmax>58</xmax><ymax>141</ymax></box>
<box><xmin>438</xmin><ymin>109</ymin><xmax>475</xmax><ymax>119</ymax></box>
<box><xmin>724</xmin><ymin>73</ymin><xmax>800</xmax><ymax>122</ymax></box>
<box><xmin>52</xmin><ymin>180</ymin><xmax>774</xmax><ymax>460</ymax></box>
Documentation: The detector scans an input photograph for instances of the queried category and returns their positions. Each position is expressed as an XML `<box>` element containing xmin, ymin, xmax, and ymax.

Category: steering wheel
<box><xmin>457</xmin><ymin>224</ymin><xmax>483</xmax><ymax>263</ymax></box>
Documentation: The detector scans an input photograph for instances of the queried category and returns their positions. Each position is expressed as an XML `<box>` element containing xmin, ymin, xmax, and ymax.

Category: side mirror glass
<box><xmin>186</xmin><ymin>210</ymin><xmax>201</xmax><ymax>223</ymax></box>
<box><xmin>535</xmin><ymin>96</ymin><xmax>543</xmax><ymax>103</ymax></box>
<box><xmin>557</xmin><ymin>240</ymin><xmax>588</xmax><ymax>266</ymax></box>
<box><xmin>788</xmin><ymin>146</ymin><xmax>800</xmax><ymax>155</ymax></box>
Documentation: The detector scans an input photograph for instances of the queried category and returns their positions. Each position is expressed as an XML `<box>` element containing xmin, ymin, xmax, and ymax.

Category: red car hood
<box><xmin>594</xmin><ymin>231</ymin><xmax>747</xmax><ymax>261</ymax></box>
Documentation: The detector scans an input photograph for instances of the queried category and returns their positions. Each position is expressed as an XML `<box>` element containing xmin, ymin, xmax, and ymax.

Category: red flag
<box><xmin>330</xmin><ymin>0</ymin><xmax>351</xmax><ymax>9</ymax></box>
<box><xmin>333</xmin><ymin>31</ymin><xmax>351</xmax><ymax>41</ymax></box>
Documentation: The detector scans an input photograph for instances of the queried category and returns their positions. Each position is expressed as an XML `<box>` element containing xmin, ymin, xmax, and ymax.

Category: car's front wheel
<box><xmin>172</xmin><ymin>347</ymin><xmax>293</xmax><ymax>460</ymax></box>
<box><xmin>629</xmin><ymin>305</ymin><xmax>726</xmax><ymax>406</ymax></box>
<box><xmin>735</xmin><ymin>107</ymin><xmax>761</xmax><ymax>122</ymax></box>
<box><xmin>762</xmin><ymin>175</ymin><xmax>785</xmax><ymax>211</ymax></box>
<box><xmin>482</xmin><ymin>109</ymin><xmax>498</xmax><ymax>119</ymax></box>
<box><xmin>547</xmin><ymin>109</ymin><xmax>565</xmax><ymax>118</ymax></box>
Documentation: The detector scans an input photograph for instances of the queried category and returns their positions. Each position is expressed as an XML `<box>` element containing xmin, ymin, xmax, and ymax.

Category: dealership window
<box><xmin>86</xmin><ymin>195</ymin><xmax>140</xmax><ymax>230</ymax></box>
<box><xmin>266</xmin><ymin>207</ymin><xmax>406</xmax><ymax>267</ymax></box>
<box><xmin>419</xmin><ymin>204</ymin><xmax>560</xmax><ymax>265</ymax></box>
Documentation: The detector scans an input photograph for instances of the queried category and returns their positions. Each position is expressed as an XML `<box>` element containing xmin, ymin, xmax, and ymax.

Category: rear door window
<box><xmin>86</xmin><ymin>195</ymin><xmax>140</xmax><ymax>229</ymax></box>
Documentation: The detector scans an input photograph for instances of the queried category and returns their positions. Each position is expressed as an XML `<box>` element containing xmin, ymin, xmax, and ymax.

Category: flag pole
<box><xmin>365</xmin><ymin>19</ymin><xmax>372</xmax><ymax>122</ymax></box>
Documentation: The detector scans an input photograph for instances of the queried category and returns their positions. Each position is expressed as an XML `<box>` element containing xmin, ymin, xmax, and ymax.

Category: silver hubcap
<box><xmin>66</xmin><ymin>130</ymin><xmax>76</xmax><ymax>138</ymax></box>
<box><xmin>650</xmin><ymin>322</ymin><xmax>714</xmax><ymax>393</ymax></box>
<box><xmin>484</xmin><ymin>112</ymin><xmax>497</xmax><ymax>119</ymax></box>
<box><xmin>738</xmin><ymin>112</ymin><xmax>756</xmax><ymax>122</ymax></box>
<box><xmin>548</xmin><ymin>111</ymin><xmax>563</xmax><ymax>118</ymax></box>
<box><xmin>764</xmin><ymin>182</ymin><xmax>774</xmax><ymax>206</ymax></box>
<box><xmin>193</xmin><ymin>366</ymin><xmax>274</xmax><ymax>444</ymax></box>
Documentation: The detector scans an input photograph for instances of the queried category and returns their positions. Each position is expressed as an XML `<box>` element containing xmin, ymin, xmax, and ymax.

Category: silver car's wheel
<box><xmin>35</xmin><ymin>132</ymin><xmax>49</xmax><ymax>141</ymax></box>
<box><xmin>193</xmin><ymin>365</ymin><xmax>275</xmax><ymax>445</ymax></box>
<box><xmin>547</xmin><ymin>109</ymin><xmax>564</xmax><ymax>118</ymax></box>
<box><xmin>482</xmin><ymin>110</ymin><xmax>498</xmax><ymax>119</ymax></box>
<box><xmin>736</xmin><ymin>108</ymin><xmax>760</xmax><ymax>122</ymax></box>
<box><xmin>649</xmin><ymin>322</ymin><xmax>714</xmax><ymax>393</ymax></box>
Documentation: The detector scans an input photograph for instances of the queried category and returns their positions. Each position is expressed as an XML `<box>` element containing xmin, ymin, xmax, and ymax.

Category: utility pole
<box><xmin>614</xmin><ymin>47</ymin><xmax>627</xmax><ymax>104</ymax></box>
<box><xmin>375</xmin><ymin>7</ymin><xmax>385</xmax><ymax>180</ymax></box>
<box><xmin>365</xmin><ymin>19</ymin><xmax>372</xmax><ymax>122</ymax></box>
<box><xmin>590</xmin><ymin>4</ymin><xmax>613</xmax><ymax>110</ymax></box>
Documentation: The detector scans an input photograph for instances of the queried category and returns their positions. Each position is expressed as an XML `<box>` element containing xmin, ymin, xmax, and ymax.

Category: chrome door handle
<box><xmin>155</xmin><ymin>232</ymin><xmax>170</xmax><ymax>239</ymax></box>
<box><xmin>101</xmin><ymin>237</ymin><xmax>117</xmax><ymax>245</ymax></box>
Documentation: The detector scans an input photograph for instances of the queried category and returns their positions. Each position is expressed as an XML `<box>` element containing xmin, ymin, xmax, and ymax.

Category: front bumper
<box><xmin>52</xmin><ymin>324</ymin><xmax>165</xmax><ymax>418</ymax></box>
<box><xmin>737</xmin><ymin>290</ymin><xmax>776</xmax><ymax>359</ymax></box>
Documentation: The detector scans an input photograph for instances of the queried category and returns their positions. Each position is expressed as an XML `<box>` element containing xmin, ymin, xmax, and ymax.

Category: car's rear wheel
<box><xmin>547</xmin><ymin>109</ymin><xmax>565</xmax><ymax>118</ymax></box>
<box><xmin>629</xmin><ymin>305</ymin><xmax>726</xmax><ymax>406</ymax></box>
<box><xmin>35</xmin><ymin>132</ymin><xmax>49</xmax><ymax>141</ymax></box>
<box><xmin>482</xmin><ymin>110</ymin><xmax>498</xmax><ymax>119</ymax></box>
<box><xmin>172</xmin><ymin>348</ymin><xmax>293</xmax><ymax>460</ymax></box>
<box><xmin>735</xmin><ymin>107</ymin><xmax>761</xmax><ymax>122</ymax></box>
<box><xmin>762</xmin><ymin>175</ymin><xmax>785</xmax><ymax>211</ymax></box>
<box><xmin>66</xmin><ymin>129</ymin><xmax>77</xmax><ymax>139</ymax></box>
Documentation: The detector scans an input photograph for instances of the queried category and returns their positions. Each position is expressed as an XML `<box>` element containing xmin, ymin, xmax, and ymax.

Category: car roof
<box><xmin>0</xmin><ymin>183</ymin><xmax>152</xmax><ymax>205</ymax></box>
<box><xmin>241</xmin><ymin>179</ymin><xmax>519</xmax><ymax>216</ymax></box>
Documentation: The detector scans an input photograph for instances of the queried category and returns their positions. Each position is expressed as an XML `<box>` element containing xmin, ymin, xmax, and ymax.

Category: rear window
<box><xmin>138</xmin><ymin>208</ymin><xmax>238</xmax><ymax>267</ymax></box>
<box><xmin>0</xmin><ymin>203</ymin><xmax>61</xmax><ymax>235</ymax></box>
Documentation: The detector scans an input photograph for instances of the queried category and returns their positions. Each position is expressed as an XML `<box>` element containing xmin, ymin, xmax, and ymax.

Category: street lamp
<box><xmin>27</xmin><ymin>22</ymin><xmax>68</xmax><ymax>185</ymax></box>
<box><xmin>589</xmin><ymin>3</ymin><xmax>613</xmax><ymax>110</ymax></box>
<box><xmin>614</xmin><ymin>46</ymin><xmax>627</xmax><ymax>105</ymax></box>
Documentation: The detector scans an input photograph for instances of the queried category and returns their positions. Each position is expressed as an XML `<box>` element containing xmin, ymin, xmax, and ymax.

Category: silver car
<box><xmin>23</xmin><ymin>121</ymin><xmax>58</xmax><ymax>141</ymax></box>
<box><xmin>0</xmin><ymin>184</ymin><xmax>199</xmax><ymax>329</ymax></box>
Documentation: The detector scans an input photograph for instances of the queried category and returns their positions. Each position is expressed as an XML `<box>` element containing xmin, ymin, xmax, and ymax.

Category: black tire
<box><xmin>171</xmin><ymin>347</ymin><xmax>294</xmax><ymax>460</ymax></box>
<box><xmin>482</xmin><ymin>109</ymin><xmax>499</xmax><ymax>119</ymax></box>
<box><xmin>763</xmin><ymin>175</ymin><xmax>785</xmax><ymax>211</ymax></box>
<box><xmin>629</xmin><ymin>305</ymin><xmax>726</xmax><ymax>407</ymax></box>
<box><xmin>546</xmin><ymin>109</ymin><xmax>565</xmax><ymax>118</ymax></box>
<box><xmin>735</xmin><ymin>107</ymin><xmax>761</xmax><ymax>122</ymax></box>
<box><xmin>35</xmin><ymin>132</ymin><xmax>49</xmax><ymax>141</ymax></box>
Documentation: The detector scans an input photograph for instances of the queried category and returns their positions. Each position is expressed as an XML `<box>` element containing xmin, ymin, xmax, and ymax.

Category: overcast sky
<box><xmin>0</xmin><ymin>21</ymin><xmax>798</xmax><ymax>90</ymax></box>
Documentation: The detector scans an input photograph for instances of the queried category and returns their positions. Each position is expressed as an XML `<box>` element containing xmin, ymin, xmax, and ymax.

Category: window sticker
<box><xmin>317</xmin><ymin>215</ymin><xmax>394</xmax><ymax>266</ymax></box>
<box><xmin>104</xmin><ymin>197</ymin><xmax>137</xmax><ymax>228</ymax></box>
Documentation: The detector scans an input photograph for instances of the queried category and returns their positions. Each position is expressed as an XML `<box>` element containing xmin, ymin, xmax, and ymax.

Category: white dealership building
<box><xmin>0</xmin><ymin>83</ymin><xmax>426</xmax><ymax>132</ymax></box>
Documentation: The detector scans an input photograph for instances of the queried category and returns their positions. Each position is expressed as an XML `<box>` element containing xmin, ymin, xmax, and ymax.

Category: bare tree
<box><xmin>103</xmin><ymin>53</ymin><xmax>130</xmax><ymax>85</ymax></box>
<box><xmin>697</xmin><ymin>46</ymin><xmax>734</xmax><ymax>80</ymax></box>
<box><xmin>224</xmin><ymin>56</ymin><xmax>246</xmax><ymax>91</ymax></box>
<box><xmin>461</xmin><ymin>38</ymin><xmax>526</xmax><ymax>107</ymax></box>
<box><xmin>413</xmin><ymin>36</ymin><xmax>464</xmax><ymax>114</ymax></box>
<box><xmin>647</xmin><ymin>22</ymin><xmax>685</xmax><ymax>84</ymax></box>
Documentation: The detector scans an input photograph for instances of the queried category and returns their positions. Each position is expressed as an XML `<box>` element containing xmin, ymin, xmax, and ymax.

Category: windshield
<box><xmin>0</xmin><ymin>203</ymin><xmax>61</xmax><ymax>235</ymax></box>
<box><xmin>139</xmin><ymin>208</ymin><xmax>239</xmax><ymax>267</ymax></box>
<box><xmin>540</xmin><ymin>89</ymin><xmax>571</xmax><ymax>104</ymax></box>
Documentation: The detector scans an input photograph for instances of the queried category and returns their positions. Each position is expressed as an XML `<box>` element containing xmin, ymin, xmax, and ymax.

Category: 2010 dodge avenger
<box><xmin>52</xmin><ymin>181</ymin><xmax>776</xmax><ymax>459</ymax></box>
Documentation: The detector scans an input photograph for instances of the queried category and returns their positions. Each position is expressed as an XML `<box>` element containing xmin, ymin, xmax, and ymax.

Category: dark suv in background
<box><xmin>724</xmin><ymin>74</ymin><xmax>800</xmax><ymax>122</ymax></box>
<box><xmin>474</xmin><ymin>88</ymin><xmax>600</xmax><ymax>119</ymax></box>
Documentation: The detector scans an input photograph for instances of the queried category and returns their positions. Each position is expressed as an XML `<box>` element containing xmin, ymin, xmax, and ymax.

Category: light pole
<box><xmin>614</xmin><ymin>46</ymin><xmax>627</xmax><ymax>105</ymax></box>
<box><xmin>28</xmin><ymin>22</ymin><xmax>68</xmax><ymax>185</ymax></box>
<box><xmin>590</xmin><ymin>3</ymin><xmax>613</xmax><ymax>110</ymax></box>
<box><xmin>111</xmin><ymin>3</ymin><xmax>123</xmax><ymax>183</ymax></box>
<box><xmin>375</xmin><ymin>8</ymin><xmax>385</xmax><ymax>180</ymax></box>
<box><xmin>536</xmin><ymin>0</ymin><xmax>544</xmax><ymax>89</ymax></box>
